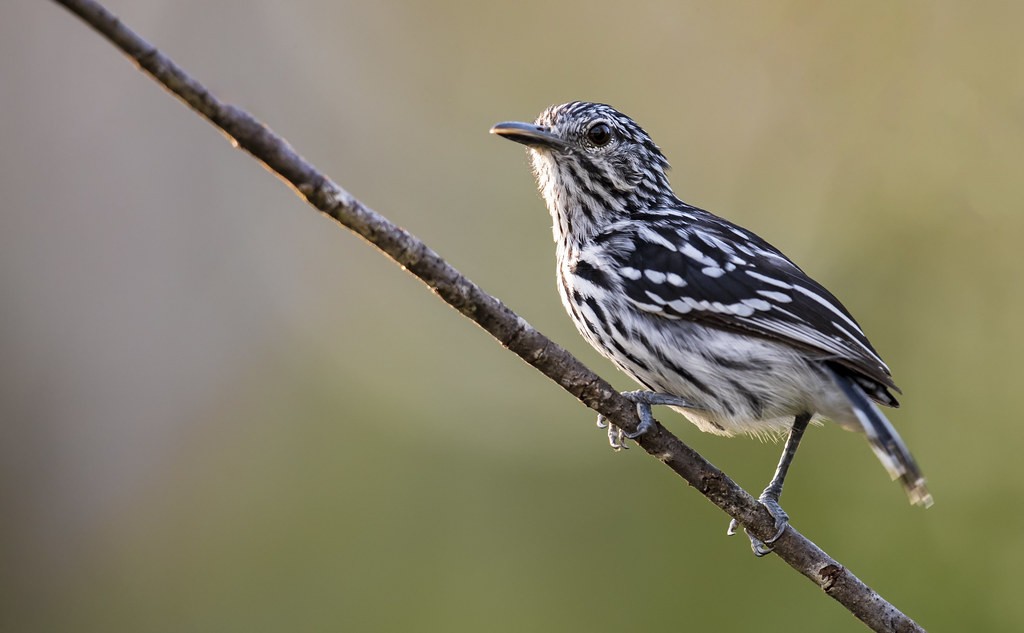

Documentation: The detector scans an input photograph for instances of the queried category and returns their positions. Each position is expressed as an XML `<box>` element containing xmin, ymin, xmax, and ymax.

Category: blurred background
<box><xmin>3</xmin><ymin>1</ymin><xmax>1021</xmax><ymax>630</ymax></box>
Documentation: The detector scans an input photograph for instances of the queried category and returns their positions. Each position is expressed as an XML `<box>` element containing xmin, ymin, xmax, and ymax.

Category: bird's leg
<box><xmin>728</xmin><ymin>412</ymin><xmax>812</xmax><ymax>556</ymax></box>
<box><xmin>596</xmin><ymin>390</ymin><xmax>698</xmax><ymax>450</ymax></box>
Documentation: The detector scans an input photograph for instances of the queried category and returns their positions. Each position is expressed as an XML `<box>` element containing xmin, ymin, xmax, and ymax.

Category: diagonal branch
<box><xmin>50</xmin><ymin>1</ymin><xmax>925</xmax><ymax>631</ymax></box>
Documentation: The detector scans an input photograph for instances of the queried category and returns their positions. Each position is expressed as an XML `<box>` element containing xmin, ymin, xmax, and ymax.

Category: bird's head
<box><xmin>491</xmin><ymin>101</ymin><xmax>675</xmax><ymax>249</ymax></box>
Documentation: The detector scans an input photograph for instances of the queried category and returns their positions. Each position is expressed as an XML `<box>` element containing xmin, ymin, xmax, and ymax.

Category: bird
<box><xmin>490</xmin><ymin>101</ymin><xmax>931</xmax><ymax>555</ymax></box>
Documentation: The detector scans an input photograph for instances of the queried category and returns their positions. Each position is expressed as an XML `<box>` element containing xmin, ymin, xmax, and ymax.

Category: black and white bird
<box><xmin>491</xmin><ymin>101</ymin><xmax>931</xmax><ymax>554</ymax></box>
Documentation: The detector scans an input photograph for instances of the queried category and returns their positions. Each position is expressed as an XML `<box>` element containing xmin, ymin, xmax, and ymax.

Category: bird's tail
<box><xmin>828</xmin><ymin>367</ymin><xmax>933</xmax><ymax>508</ymax></box>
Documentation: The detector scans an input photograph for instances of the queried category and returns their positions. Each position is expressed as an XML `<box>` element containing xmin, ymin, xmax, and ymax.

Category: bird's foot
<box><xmin>727</xmin><ymin>493</ymin><xmax>789</xmax><ymax>557</ymax></box>
<box><xmin>596</xmin><ymin>391</ymin><xmax>696</xmax><ymax>449</ymax></box>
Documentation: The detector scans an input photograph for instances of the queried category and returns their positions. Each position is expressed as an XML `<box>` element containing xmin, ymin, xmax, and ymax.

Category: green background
<box><xmin>3</xmin><ymin>2</ymin><xmax>1021</xmax><ymax>631</ymax></box>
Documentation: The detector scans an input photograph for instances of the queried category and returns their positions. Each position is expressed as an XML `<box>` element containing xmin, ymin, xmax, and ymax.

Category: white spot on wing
<box><xmin>680</xmin><ymin>241</ymin><xmax>713</xmax><ymax>266</ymax></box>
<box><xmin>644</xmin><ymin>270</ymin><xmax>666</xmax><ymax>284</ymax></box>
<box><xmin>742</xmin><ymin>298</ymin><xmax>772</xmax><ymax>311</ymax></box>
<box><xmin>644</xmin><ymin>290</ymin><xmax>667</xmax><ymax>305</ymax></box>
<box><xmin>757</xmin><ymin>290</ymin><xmax>792</xmax><ymax>303</ymax></box>
<box><xmin>746</xmin><ymin>270</ymin><xmax>792</xmax><ymax>289</ymax></box>
<box><xmin>667</xmin><ymin>299</ymin><xmax>692</xmax><ymax>313</ymax></box>
<box><xmin>621</xmin><ymin>266</ymin><xmax>642</xmax><ymax>280</ymax></box>
<box><xmin>666</xmin><ymin>273</ymin><xmax>686</xmax><ymax>287</ymax></box>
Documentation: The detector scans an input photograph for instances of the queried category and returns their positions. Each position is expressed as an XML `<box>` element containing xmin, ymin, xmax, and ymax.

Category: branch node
<box><xmin>820</xmin><ymin>564</ymin><xmax>845</xmax><ymax>592</ymax></box>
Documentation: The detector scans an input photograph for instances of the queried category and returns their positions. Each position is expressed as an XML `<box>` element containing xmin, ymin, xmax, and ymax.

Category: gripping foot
<box><xmin>596</xmin><ymin>390</ymin><xmax>697</xmax><ymax>450</ymax></box>
<box><xmin>727</xmin><ymin>493</ymin><xmax>790</xmax><ymax>557</ymax></box>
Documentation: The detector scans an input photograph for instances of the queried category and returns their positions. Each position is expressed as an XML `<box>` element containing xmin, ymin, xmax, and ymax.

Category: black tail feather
<box><xmin>828</xmin><ymin>366</ymin><xmax>933</xmax><ymax>508</ymax></box>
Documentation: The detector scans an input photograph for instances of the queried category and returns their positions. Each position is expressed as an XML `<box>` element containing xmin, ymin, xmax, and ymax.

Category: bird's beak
<box><xmin>490</xmin><ymin>121</ymin><xmax>566</xmax><ymax>150</ymax></box>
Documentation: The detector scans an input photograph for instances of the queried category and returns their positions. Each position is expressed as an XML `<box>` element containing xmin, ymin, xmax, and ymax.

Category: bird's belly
<box><xmin>566</xmin><ymin>298</ymin><xmax>850</xmax><ymax>437</ymax></box>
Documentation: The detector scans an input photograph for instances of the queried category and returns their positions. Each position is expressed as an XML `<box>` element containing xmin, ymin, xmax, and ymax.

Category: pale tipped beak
<box><xmin>490</xmin><ymin>121</ymin><xmax>566</xmax><ymax>150</ymax></box>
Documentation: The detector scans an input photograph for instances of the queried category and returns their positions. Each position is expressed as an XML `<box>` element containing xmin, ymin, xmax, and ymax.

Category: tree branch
<box><xmin>50</xmin><ymin>1</ymin><xmax>925</xmax><ymax>631</ymax></box>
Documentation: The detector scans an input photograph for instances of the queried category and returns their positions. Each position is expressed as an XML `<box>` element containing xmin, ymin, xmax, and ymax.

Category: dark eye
<box><xmin>586</xmin><ymin>122</ymin><xmax>613</xmax><ymax>147</ymax></box>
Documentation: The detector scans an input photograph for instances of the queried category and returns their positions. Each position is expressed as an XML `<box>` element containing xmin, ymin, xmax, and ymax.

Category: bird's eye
<box><xmin>585</xmin><ymin>122</ymin><xmax>613</xmax><ymax>147</ymax></box>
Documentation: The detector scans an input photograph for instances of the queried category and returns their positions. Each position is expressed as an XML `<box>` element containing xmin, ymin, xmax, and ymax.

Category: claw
<box><xmin>726</xmin><ymin>518</ymin><xmax>740</xmax><ymax>537</ymax></box>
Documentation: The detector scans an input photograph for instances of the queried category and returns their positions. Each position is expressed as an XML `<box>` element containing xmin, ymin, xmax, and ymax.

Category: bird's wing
<box><xmin>583</xmin><ymin>207</ymin><xmax>899</xmax><ymax>402</ymax></box>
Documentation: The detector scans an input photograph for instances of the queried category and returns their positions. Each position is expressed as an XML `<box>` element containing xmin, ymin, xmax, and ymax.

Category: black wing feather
<box><xmin>604</xmin><ymin>207</ymin><xmax>899</xmax><ymax>403</ymax></box>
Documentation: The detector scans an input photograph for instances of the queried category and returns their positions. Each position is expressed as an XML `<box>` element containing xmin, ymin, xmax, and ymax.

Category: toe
<box><xmin>757</xmin><ymin>497</ymin><xmax>790</xmax><ymax>546</ymax></box>
<box><xmin>751</xmin><ymin>538</ymin><xmax>774</xmax><ymax>557</ymax></box>
<box><xmin>728</xmin><ymin>496</ymin><xmax>790</xmax><ymax>556</ymax></box>
<box><xmin>623</xmin><ymin>402</ymin><xmax>656</xmax><ymax>439</ymax></box>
